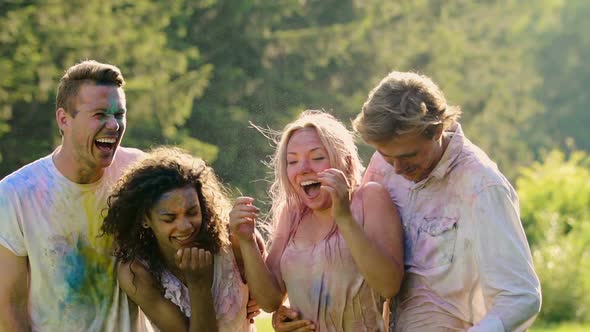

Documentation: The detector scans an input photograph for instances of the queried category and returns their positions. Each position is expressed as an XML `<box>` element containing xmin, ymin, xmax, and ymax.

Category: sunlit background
<box><xmin>1</xmin><ymin>1</ymin><xmax>589</xmax><ymax>330</ymax></box>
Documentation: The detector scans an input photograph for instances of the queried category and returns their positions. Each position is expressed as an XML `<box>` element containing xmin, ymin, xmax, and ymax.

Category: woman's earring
<box><xmin>142</xmin><ymin>222</ymin><xmax>149</xmax><ymax>229</ymax></box>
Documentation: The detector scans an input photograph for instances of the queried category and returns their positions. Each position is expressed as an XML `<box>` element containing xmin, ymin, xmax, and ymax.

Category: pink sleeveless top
<box><xmin>280</xmin><ymin>190</ymin><xmax>385</xmax><ymax>332</ymax></box>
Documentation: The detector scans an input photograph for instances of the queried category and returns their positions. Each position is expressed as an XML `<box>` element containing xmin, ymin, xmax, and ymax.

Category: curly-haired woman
<box><xmin>102</xmin><ymin>147</ymin><xmax>264</xmax><ymax>332</ymax></box>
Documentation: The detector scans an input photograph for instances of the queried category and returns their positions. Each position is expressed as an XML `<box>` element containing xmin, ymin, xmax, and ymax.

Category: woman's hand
<box><xmin>318</xmin><ymin>168</ymin><xmax>352</xmax><ymax>221</ymax></box>
<box><xmin>176</xmin><ymin>248</ymin><xmax>220</xmax><ymax>332</ymax></box>
<box><xmin>175</xmin><ymin>247</ymin><xmax>214</xmax><ymax>286</ymax></box>
<box><xmin>229</xmin><ymin>196</ymin><xmax>259</xmax><ymax>243</ymax></box>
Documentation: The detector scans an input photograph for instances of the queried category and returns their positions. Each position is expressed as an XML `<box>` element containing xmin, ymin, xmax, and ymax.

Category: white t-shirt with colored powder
<box><xmin>0</xmin><ymin>147</ymin><xmax>146</xmax><ymax>331</ymax></box>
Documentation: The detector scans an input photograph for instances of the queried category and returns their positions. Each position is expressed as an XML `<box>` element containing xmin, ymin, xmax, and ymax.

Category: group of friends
<box><xmin>0</xmin><ymin>60</ymin><xmax>541</xmax><ymax>332</ymax></box>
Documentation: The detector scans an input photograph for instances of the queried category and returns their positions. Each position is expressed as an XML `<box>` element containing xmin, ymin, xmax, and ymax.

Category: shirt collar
<box><xmin>427</xmin><ymin>122</ymin><xmax>465</xmax><ymax>180</ymax></box>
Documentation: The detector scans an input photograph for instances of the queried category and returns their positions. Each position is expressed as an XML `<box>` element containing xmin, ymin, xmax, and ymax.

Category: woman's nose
<box><xmin>299</xmin><ymin>159</ymin><xmax>311</xmax><ymax>173</ymax></box>
<box><xmin>178</xmin><ymin>218</ymin><xmax>193</xmax><ymax>231</ymax></box>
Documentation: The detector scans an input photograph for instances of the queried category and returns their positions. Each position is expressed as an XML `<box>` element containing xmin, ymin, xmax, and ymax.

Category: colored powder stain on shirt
<box><xmin>53</xmin><ymin>189</ymin><xmax>116</xmax><ymax>308</ymax></box>
<box><xmin>61</xmin><ymin>237</ymin><xmax>115</xmax><ymax>309</ymax></box>
<box><xmin>312</xmin><ymin>276</ymin><xmax>325</xmax><ymax>296</ymax></box>
<box><xmin>64</xmin><ymin>251</ymin><xmax>85</xmax><ymax>289</ymax></box>
<box><xmin>280</xmin><ymin>190</ymin><xmax>386</xmax><ymax>331</ymax></box>
<box><xmin>363</xmin><ymin>123</ymin><xmax>541</xmax><ymax>331</ymax></box>
<box><xmin>0</xmin><ymin>148</ymin><xmax>145</xmax><ymax>331</ymax></box>
<box><xmin>84</xmin><ymin>194</ymin><xmax>113</xmax><ymax>250</ymax></box>
<box><xmin>314</xmin><ymin>275</ymin><xmax>331</xmax><ymax>307</ymax></box>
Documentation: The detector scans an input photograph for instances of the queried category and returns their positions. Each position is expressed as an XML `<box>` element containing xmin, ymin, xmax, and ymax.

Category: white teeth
<box><xmin>300</xmin><ymin>180</ymin><xmax>320</xmax><ymax>187</ymax></box>
<box><xmin>96</xmin><ymin>138</ymin><xmax>116</xmax><ymax>143</ymax></box>
<box><xmin>175</xmin><ymin>233</ymin><xmax>192</xmax><ymax>241</ymax></box>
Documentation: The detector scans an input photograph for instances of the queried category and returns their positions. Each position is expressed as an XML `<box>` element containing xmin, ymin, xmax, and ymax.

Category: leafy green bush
<box><xmin>517</xmin><ymin>150</ymin><xmax>590</xmax><ymax>323</ymax></box>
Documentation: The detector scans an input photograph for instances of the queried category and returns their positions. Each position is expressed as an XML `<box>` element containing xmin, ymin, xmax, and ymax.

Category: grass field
<box><xmin>529</xmin><ymin>322</ymin><xmax>590</xmax><ymax>332</ymax></box>
<box><xmin>254</xmin><ymin>317</ymin><xmax>589</xmax><ymax>332</ymax></box>
<box><xmin>254</xmin><ymin>316</ymin><xmax>273</xmax><ymax>332</ymax></box>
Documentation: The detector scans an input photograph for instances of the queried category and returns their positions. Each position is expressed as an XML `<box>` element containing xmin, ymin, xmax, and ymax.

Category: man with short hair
<box><xmin>353</xmin><ymin>71</ymin><xmax>542</xmax><ymax>331</ymax></box>
<box><xmin>0</xmin><ymin>60</ymin><xmax>145</xmax><ymax>331</ymax></box>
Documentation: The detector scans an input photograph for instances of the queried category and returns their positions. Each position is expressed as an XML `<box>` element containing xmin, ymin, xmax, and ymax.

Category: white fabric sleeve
<box><xmin>468</xmin><ymin>313</ymin><xmax>505</xmax><ymax>332</ymax></box>
<box><xmin>0</xmin><ymin>181</ymin><xmax>27</xmax><ymax>256</ymax></box>
<box><xmin>470</xmin><ymin>185</ymin><xmax>541</xmax><ymax>332</ymax></box>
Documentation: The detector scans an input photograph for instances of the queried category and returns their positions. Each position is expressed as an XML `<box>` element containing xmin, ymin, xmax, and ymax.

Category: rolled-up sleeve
<box><xmin>469</xmin><ymin>185</ymin><xmax>541</xmax><ymax>332</ymax></box>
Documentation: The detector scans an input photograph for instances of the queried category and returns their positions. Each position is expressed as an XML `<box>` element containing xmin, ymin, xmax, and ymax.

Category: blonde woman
<box><xmin>231</xmin><ymin>110</ymin><xmax>404</xmax><ymax>331</ymax></box>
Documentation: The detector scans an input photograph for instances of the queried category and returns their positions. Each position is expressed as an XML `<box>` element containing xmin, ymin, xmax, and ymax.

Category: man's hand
<box><xmin>271</xmin><ymin>305</ymin><xmax>315</xmax><ymax>332</ymax></box>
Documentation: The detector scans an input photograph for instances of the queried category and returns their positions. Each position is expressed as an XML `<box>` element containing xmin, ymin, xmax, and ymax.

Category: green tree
<box><xmin>255</xmin><ymin>0</ymin><xmax>563</xmax><ymax>180</ymax></box>
<box><xmin>534</xmin><ymin>0</ymin><xmax>590</xmax><ymax>154</ymax></box>
<box><xmin>0</xmin><ymin>0</ymin><xmax>215</xmax><ymax>176</ymax></box>
<box><xmin>166</xmin><ymin>0</ymin><xmax>304</xmax><ymax>198</ymax></box>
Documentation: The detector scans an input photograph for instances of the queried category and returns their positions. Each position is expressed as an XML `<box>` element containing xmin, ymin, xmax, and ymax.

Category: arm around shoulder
<box><xmin>334</xmin><ymin>181</ymin><xmax>404</xmax><ymax>298</ymax></box>
<box><xmin>360</xmin><ymin>181</ymin><xmax>404</xmax><ymax>296</ymax></box>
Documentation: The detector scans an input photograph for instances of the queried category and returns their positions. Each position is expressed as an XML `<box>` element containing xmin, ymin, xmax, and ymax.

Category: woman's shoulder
<box><xmin>117</xmin><ymin>259</ymin><xmax>158</xmax><ymax>295</ymax></box>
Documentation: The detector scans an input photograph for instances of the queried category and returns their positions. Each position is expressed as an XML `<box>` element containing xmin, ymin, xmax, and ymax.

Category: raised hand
<box><xmin>317</xmin><ymin>168</ymin><xmax>352</xmax><ymax>220</ymax></box>
<box><xmin>175</xmin><ymin>247</ymin><xmax>214</xmax><ymax>286</ymax></box>
<box><xmin>229</xmin><ymin>196</ymin><xmax>259</xmax><ymax>243</ymax></box>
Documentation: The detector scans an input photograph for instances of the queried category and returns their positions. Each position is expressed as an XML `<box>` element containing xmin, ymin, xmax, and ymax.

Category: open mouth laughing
<box><xmin>172</xmin><ymin>230</ymin><xmax>197</xmax><ymax>247</ymax></box>
<box><xmin>300</xmin><ymin>180</ymin><xmax>322</xmax><ymax>198</ymax></box>
<box><xmin>95</xmin><ymin>137</ymin><xmax>117</xmax><ymax>153</ymax></box>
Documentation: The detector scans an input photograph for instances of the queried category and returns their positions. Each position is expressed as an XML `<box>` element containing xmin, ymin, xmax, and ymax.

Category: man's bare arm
<box><xmin>0</xmin><ymin>246</ymin><xmax>29</xmax><ymax>332</ymax></box>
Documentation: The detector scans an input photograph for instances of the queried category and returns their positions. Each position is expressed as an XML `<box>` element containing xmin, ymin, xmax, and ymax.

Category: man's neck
<box><xmin>52</xmin><ymin>146</ymin><xmax>104</xmax><ymax>184</ymax></box>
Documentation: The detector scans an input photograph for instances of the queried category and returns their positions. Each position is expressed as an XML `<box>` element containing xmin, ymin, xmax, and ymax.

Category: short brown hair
<box><xmin>56</xmin><ymin>60</ymin><xmax>125</xmax><ymax>116</ymax></box>
<box><xmin>353</xmin><ymin>71</ymin><xmax>461</xmax><ymax>143</ymax></box>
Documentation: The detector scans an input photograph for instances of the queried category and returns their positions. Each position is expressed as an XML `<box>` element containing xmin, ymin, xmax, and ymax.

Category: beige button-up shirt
<box><xmin>363</xmin><ymin>123</ymin><xmax>541</xmax><ymax>332</ymax></box>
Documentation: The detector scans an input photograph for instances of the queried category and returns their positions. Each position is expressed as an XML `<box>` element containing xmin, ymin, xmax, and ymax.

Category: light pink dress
<box><xmin>279</xmin><ymin>189</ymin><xmax>386</xmax><ymax>332</ymax></box>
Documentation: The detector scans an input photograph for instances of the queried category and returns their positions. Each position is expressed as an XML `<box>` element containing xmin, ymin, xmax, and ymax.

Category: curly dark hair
<box><xmin>101</xmin><ymin>146</ymin><xmax>231</xmax><ymax>288</ymax></box>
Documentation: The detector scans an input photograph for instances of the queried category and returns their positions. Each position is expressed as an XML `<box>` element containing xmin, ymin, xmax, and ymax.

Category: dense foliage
<box><xmin>2</xmin><ymin>0</ymin><xmax>588</xmax><ymax>324</ymax></box>
<box><xmin>518</xmin><ymin>150</ymin><xmax>590</xmax><ymax>323</ymax></box>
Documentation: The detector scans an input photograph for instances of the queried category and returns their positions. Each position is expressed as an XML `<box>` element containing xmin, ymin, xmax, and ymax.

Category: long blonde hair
<box><xmin>257</xmin><ymin>110</ymin><xmax>364</xmax><ymax>240</ymax></box>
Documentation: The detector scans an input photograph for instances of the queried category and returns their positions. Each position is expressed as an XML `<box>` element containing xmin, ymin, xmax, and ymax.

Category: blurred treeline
<box><xmin>1</xmin><ymin>0</ymin><xmax>589</xmax><ymax>326</ymax></box>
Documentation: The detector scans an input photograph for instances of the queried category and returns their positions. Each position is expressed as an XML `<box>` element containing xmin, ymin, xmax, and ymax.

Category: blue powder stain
<box><xmin>59</xmin><ymin>237</ymin><xmax>112</xmax><ymax>307</ymax></box>
<box><xmin>63</xmin><ymin>252</ymin><xmax>85</xmax><ymax>292</ymax></box>
<box><xmin>312</xmin><ymin>278</ymin><xmax>324</xmax><ymax>295</ymax></box>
